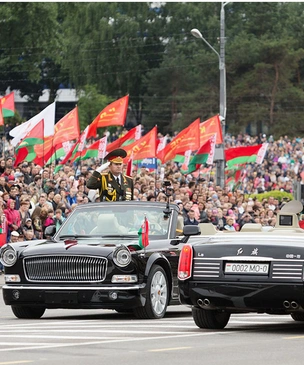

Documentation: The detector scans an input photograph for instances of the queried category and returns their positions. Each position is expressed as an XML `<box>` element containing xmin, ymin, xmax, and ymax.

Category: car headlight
<box><xmin>113</xmin><ymin>246</ymin><xmax>131</xmax><ymax>267</ymax></box>
<box><xmin>0</xmin><ymin>245</ymin><xmax>17</xmax><ymax>267</ymax></box>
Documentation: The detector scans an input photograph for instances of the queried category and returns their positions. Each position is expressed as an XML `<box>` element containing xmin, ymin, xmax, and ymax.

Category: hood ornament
<box><xmin>64</xmin><ymin>239</ymin><xmax>78</xmax><ymax>250</ymax></box>
<box><xmin>237</xmin><ymin>248</ymin><xmax>243</xmax><ymax>255</ymax></box>
<box><xmin>251</xmin><ymin>248</ymin><xmax>258</xmax><ymax>256</ymax></box>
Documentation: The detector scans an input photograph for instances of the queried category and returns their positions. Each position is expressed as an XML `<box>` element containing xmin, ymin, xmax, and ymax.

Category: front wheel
<box><xmin>133</xmin><ymin>265</ymin><xmax>169</xmax><ymax>319</ymax></box>
<box><xmin>291</xmin><ymin>312</ymin><xmax>304</xmax><ymax>322</ymax></box>
<box><xmin>11</xmin><ymin>306</ymin><xmax>46</xmax><ymax>319</ymax></box>
<box><xmin>192</xmin><ymin>307</ymin><xmax>230</xmax><ymax>329</ymax></box>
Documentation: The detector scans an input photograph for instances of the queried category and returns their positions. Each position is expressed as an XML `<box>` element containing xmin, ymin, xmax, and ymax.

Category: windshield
<box><xmin>56</xmin><ymin>205</ymin><xmax>172</xmax><ymax>240</ymax></box>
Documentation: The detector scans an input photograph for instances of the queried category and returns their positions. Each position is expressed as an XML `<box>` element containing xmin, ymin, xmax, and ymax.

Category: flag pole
<box><xmin>144</xmin><ymin>213</ymin><xmax>147</xmax><ymax>256</ymax></box>
<box><xmin>42</xmin><ymin>119</ymin><xmax>45</xmax><ymax>169</ymax></box>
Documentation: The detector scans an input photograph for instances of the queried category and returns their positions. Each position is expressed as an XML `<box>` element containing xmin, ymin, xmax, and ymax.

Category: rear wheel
<box><xmin>11</xmin><ymin>306</ymin><xmax>46</xmax><ymax>319</ymax></box>
<box><xmin>133</xmin><ymin>265</ymin><xmax>169</xmax><ymax>319</ymax></box>
<box><xmin>192</xmin><ymin>307</ymin><xmax>230</xmax><ymax>329</ymax></box>
<box><xmin>291</xmin><ymin>313</ymin><xmax>304</xmax><ymax>322</ymax></box>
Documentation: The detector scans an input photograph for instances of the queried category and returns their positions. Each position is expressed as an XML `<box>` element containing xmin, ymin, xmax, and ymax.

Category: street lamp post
<box><xmin>191</xmin><ymin>2</ymin><xmax>228</xmax><ymax>188</ymax></box>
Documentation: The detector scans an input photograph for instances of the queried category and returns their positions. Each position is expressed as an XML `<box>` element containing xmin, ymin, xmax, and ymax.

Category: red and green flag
<box><xmin>14</xmin><ymin>119</ymin><xmax>44</xmax><ymax>166</ymax></box>
<box><xmin>225</xmin><ymin>144</ymin><xmax>267</xmax><ymax>169</ymax></box>
<box><xmin>45</xmin><ymin>141</ymin><xmax>73</xmax><ymax>165</ymax></box>
<box><xmin>181</xmin><ymin>134</ymin><xmax>216</xmax><ymax>174</ymax></box>
<box><xmin>78</xmin><ymin>137</ymin><xmax>108</xmax><ymax>161</ymax></box>
<box><xmin>138</xmin><ymin>216</ymin><xmax>149</xmax><ymax>248</ymax></box>
<box><xmin>0</xmin><ymin>92</ymin><xmax>15</xmax><ymax>118</ymax></box>
<box><xmin>107</xmin><ymin>125</ymin><xmax>141</xmax><ymax>152</ymax></box>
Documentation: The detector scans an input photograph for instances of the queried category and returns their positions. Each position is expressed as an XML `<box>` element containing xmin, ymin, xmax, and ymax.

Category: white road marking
<box><xmin>0</xmin><ymin>332</ymin><xmax>230</xmax><ymax>352</ymax></box>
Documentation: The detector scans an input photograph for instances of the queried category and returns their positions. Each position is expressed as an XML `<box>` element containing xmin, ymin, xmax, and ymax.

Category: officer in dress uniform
<box><xmin>87</xmin><ymin>148</ymin><xmax>133</xmax><ymax>201</ymax></box>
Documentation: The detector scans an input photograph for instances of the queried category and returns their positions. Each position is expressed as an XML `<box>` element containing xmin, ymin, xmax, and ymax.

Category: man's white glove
<box><xmin>96</xmin><ymin>161</ymin><xmax>110</xmax><ymax>173</ymax></box>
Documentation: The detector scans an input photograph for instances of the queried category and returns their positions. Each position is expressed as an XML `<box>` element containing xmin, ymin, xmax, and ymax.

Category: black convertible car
<box><xmin>178</xmin><ymin>200</ymin><xmax>304</xmax><ymax>329</ymax></box>
<box><xmin>1</xmin><ymin>201</ymin><xmax>188</xmax><ymax>319</ymax></box>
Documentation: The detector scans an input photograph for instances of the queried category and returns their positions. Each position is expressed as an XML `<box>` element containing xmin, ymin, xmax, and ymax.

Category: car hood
<box><xmin>17</xmin><ymin>237</ymin><xmax>142</xmax><ymax>258</ymax></box>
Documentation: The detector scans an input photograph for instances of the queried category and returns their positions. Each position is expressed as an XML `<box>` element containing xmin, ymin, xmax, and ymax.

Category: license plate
<box><xmin>225</xmin><ymin>262</ymin><xmax>269</xmax><ymax>275</ymax></box>
<box><xmin>45</xmin><ymin>291</ymin><xmax>78</xmax><ymax>304</ymax></box>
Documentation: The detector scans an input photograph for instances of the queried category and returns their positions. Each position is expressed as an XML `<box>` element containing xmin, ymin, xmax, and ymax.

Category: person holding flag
<box><xmin>87</xmin><ymin>148</ymin><xmax>134</xmax><ymax>201</ymax></box>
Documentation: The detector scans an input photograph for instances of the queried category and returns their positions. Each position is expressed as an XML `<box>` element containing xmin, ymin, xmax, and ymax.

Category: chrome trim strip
<box><xmin>2</xmin><ymin>284</ymin><xmax>145</xmax><ymax>290</ymax></box>
<box><xmin>195</xmin><ymin>257</ymin><xmax>304</xmax><ymax>263</ymax></box>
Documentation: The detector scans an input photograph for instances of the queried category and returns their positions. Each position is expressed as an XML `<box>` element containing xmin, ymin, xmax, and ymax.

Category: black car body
<box><xmin>1</xmin><ymin>201</ymin><xmax>189</xmax><ymax>319</ymax></box>
<box><xmin>178</xmin><ymin>200</ymin><xmax>304</xmax><ymax>329</ymax></box>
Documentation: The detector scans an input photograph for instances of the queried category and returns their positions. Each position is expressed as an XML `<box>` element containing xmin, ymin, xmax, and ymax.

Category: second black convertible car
<box><xmin>1</xmin><ymin>201</ymin><xmax>189</xmax><ymax>319</ymax></box>
<box><xmin>178</xmin><ymin>200</ymin><xmax>304</xmax><ymax>329</ymax></box>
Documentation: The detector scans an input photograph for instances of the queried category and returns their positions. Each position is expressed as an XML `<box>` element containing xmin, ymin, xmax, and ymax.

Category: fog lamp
<box><xmin>111</xmin><ymin>275</ymin><xmax>137</xmax><ymax>283</ymax></box>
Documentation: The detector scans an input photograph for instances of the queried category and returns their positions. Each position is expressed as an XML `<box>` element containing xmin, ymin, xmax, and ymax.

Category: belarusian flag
<box><xmin>45</xmin><ymin>141</ymin><xmax>72</xmax><ymax>165</ymax></box>
<box><xmin>79</xmin><ymin>137</ymin><xmax>108</xmax><ymax>161</ymax></box>
<box><xmin>138</xmin><ymin>216</ymin><xmax>149</xmax><ymax>248</ymax></box>
<box><xmin>0</xmin><ymin>92</ymin><xmax>15</xmax><ymax>117</ymax></box>
<box><xmin>225</xmin><ymin>144</ymin><xmax>266</xmax><ymax>169</ymax></box>
<box><xmin>14</xmin><ymin>119</ymin><xmax>44</xmax><ymax>166</ymax></box>
<box><xmin>10</xmin><ymin>102</ymin><xmax>55</xmax><ymax>147</ymax></box>
<box><xmin>107</xmin><ymin>125</ymin><xmax>141</xmax><ymax>151</ymax></box>
<box><xmin>181</xmin><ymin>135</ymin><xmax>216</xmax><ymax>174</ymax></box>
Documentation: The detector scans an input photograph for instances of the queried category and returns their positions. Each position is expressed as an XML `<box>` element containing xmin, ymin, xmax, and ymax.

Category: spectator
<box><xmin>9</xmin><ymin>230</ymin><xmax>20</xmax><ymax>243</ymax></box>
<box><xmin>54</xmin><ymin>208</ymin><xmax>66</xmax><ymax>231</ymax></box>
<box><xmin>224</xmin><ymin>217</ymin><xmax>236</xmax><ymax>231</ymax></box>
<box><xmin>4</xmin><ymin>199</ymin><xmax>21</xmax><ymax>240</ymax></box>
<box><xmin>184</xmin><ymin>209</ymin><xmax>199</xmax><ymax>226</ymax></box>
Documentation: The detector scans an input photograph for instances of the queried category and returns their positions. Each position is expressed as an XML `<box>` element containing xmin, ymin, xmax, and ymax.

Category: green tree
<box><xmin>0</xmin><ymin>3</ymin><xmax>63</xmax><ymax>103</ymax></box>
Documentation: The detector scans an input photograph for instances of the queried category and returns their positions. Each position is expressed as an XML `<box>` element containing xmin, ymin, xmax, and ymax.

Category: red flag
<box><xmin>200</xmin><ymin>115</ymin><xmax>223</xmax><ymax>145</ymax></box>
<box><xmin>126</xmin><ymin>151</ymin><xmax>133</xmax><ymax>176</ymax></box>
<box><xmin>53</xmin><ymin>107</ymin><xmax>80</xmax><ymax>146</ymax></box>
<box><xmin>160</xmin><ymin>119</ymin><xmax>200</xmax><ymax>163</ymax></box>
<box><xmin>123</xmin><ymin>126</ymin><xmax>157</xmax><ymax>161</ymax></box>
<box><xmin>93</xmin><ymin>95</ymin><xmax>129</xmax><ymax>128</ymax></box>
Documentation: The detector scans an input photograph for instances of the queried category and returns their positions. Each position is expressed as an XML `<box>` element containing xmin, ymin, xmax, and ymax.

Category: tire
<box><xmin>192</xmin><ymin>307</ymin><xmax>230</xmax><ymax>329</ymax></box>
<box><xmin>291</xmin><ymin>312</ymin><xmax>304</xmax><ymax>322</ymax></box>
<box><xmin>133</xmin><ymin>265</ymin><xmax>169</xmax><ymax>319</ymax></box>
<box><xmin>11</xmin><ymin>306</ymin><xmax>46</xmax><ymax>319</ymax></box>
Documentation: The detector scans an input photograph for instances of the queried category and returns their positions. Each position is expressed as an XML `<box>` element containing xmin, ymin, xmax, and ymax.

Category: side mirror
<box><xmin>44</xmin><ymin>225</ymin><xmax>56</xmax><ymax>238</ymax></box>
<box><xmin>183</xmin><ymin>225</ymin><xmax>201</xmax><ymax>236</ymax></box>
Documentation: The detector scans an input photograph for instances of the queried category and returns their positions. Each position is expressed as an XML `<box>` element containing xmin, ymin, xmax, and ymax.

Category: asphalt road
<box><xmin>1</xmin><ymin>284</ymin><xmax>304</xmax><ymax>365</ymax></box>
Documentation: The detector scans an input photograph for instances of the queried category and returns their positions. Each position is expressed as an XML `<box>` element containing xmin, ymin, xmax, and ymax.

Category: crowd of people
<box><xmin>0</xmin><ymin>130</ymin><xmax>301</xmax><ymax>253</ymax></box>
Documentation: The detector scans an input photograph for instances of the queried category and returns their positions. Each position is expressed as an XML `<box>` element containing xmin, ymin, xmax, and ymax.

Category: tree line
<box><xmin>1</xmin><ymin>2</ymin><xmax>304</xmax><ymax>138</ymax></box>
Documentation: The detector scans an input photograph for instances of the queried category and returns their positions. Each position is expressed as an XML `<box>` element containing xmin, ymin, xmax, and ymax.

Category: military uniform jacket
<box><xmin>87</xmin><ymin>171</ymin><xmax>133</xmax><ymax>201</ymax></box>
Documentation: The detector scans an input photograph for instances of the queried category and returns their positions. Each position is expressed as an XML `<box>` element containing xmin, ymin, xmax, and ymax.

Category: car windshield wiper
<box><xmin>59</xmin><ymin>234</ymin><xmax>93</xmax><ymax>239</ymax></box>
<box><xmin>96</xmin><ymin>235</ymin><xmax>139</xmax><ymax>239</ymax></box>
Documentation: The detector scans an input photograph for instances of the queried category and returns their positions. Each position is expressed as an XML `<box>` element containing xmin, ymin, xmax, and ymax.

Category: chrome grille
<box><xmin>24</xmin><ymin>255</ymin><xmax>107</xmax><ymax>282</ymax></box>
<box><xmin>271</xmin><ymin>262</ymin><xmax>303</xmax><ymax>280</ymax></box>
<box><xmin>193</xmin><ymin>258</ymin><xmax>221</xmax><ymax>278</ymax></box>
